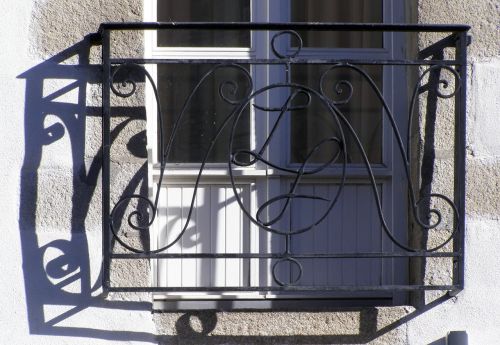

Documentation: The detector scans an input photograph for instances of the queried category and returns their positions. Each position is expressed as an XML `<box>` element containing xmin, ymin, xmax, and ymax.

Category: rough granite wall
<box><xmin>30</xmin><ymin>0</ymin><xmax>151</xmax><ymax>290</ymax></box>
<box><xmin>404</xmin><ymin>0</ymin><xmax>500</xmax><ymax>343</ymax></box>
<box><xmin>9</xmin><ymin>0</ymin><xmax>156</xmax><ymax>344</ymax></box>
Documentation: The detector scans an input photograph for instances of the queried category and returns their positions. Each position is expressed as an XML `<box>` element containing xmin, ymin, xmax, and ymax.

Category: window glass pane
<box><xmin>291</xmin><ymin>0</ymin><xmax>383</xmax><ymax>48</ymax></box>
<box><xmin>157</xmin><ymin>0</ymin><xmax>250</xmax><ymax>47</ymax></box>
<box><xmin>290</xmin><ymin>65</ymin><xmax>383</xmax><ymax>164</ymax></box>
<box><xmin>157</xmin><ymin>64</ymin><xmax>251</xmax><ymax>163</ymax></box>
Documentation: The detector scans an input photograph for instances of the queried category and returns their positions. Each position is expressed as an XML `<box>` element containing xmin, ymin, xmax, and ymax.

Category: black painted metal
<box><xmin>100</xmin><ymin>22</ymin><xmax>468</xmax><ymax>297</ymax></box>
<box><xmin>110</xmin><ymin>58</ymin><xmax>461</xmax><ymax>66</ymax></box>
<box><xmin>453</xmin><ymin>31</ymin><xmax>468</xmax><ymax>293</ymax></box>
<box><xmin>109</xmin><ymin>285</ymin><xmax>459</xmax><ymax>293</ymax></box>
<box><xmin>110</xmin><ymin>252</ymin><xmax>461</xmax><ymax>259</ymax></box>
<box><xmin>101</xmin><ymin>30</ymin><xmax>111</xmax><ymax>291</ymax></box>
<box><xmin>98</xmin><ymin>22</ymin><xmax>470</xmax><ymax>32</ymax></box>
<box><xmin>447</xmin><ymin>331</ymin><xmax>468</xmax><ymax>345</ymax></box>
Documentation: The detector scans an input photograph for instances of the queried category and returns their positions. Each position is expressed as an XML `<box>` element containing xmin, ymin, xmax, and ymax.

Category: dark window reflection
<box><xmin>290</xmin><ymin>65</ymin><xmax>383</xmax><ymax>164</ymax></box>
<box><xmin>157</xmin><ymin>64</ymin><xmax>251</xmax><ymax>163</ymax></box>
<box><xmin>157</xmin><ymin>0</ymin><xmax>250</xmax><ymax>47</ymax></box>
<box><xmin>291</xmin><ymin>0</ymin><xmax>383</xmax><ymax>48</ymax></box>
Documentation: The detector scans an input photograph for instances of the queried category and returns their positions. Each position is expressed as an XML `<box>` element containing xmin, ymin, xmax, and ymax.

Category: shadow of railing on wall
<box><xmin>18</xmin><ymin>34</ymin><xmax>155</xmax><ymax>342</ymax></box>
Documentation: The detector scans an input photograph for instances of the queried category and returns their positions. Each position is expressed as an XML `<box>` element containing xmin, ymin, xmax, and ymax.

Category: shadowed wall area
<box><xmin>18</xmin><ymin>33</ymin><xmax>156</xmax><ymax>342</ymax></box>
<box><xmin>18</xmin><ymin>0</ymin><xmax>156</xmax><ymax>340</ymax></box>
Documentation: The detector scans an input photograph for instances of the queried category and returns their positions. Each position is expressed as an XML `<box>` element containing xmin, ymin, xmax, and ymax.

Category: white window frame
<box><xmin>144</xmin><ymin>0</ymin><xmax>409</xmax><ymax>306</ymax></box>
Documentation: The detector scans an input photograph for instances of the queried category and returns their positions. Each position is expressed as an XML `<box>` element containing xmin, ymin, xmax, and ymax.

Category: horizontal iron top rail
<box><xmin>98</xmin><ymin>21</ymin><xmax>471</xmax><ymax>33</ymax></box>
<box><xmin>109</xmin><ymin>58</ymin><xmax>461</xmax><ymax>66</ymax></box>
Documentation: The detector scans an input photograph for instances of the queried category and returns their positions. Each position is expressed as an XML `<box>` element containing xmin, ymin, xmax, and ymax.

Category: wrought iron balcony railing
<box><xmin>99</xmin><ymin>22</ymin><xmax>469</xmax><ymax>306</ymax></box>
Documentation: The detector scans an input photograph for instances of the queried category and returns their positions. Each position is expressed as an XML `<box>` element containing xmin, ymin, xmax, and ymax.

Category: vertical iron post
<box><xmin>102</xmin><ymin>29</ymin><xmax>111</xmax><ymax>293</ymax></box>
<box><xmin>452</xmin><ymin>30</ymin><xmax>468</xmax><ymax>293</ymax></box>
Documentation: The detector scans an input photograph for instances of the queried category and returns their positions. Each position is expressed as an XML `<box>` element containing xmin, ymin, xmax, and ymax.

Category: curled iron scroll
<box><xmin>319</xmin><ymin>63</ymin><xmax>460</xmax><ymax>252</ymax></box>
<box><xmin>271</xmin><ymin>30</ymin><xmax>303</xmax><ymax>59</ymax></box>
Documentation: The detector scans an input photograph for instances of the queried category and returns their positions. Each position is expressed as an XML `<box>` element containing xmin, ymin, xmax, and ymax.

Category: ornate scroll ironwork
<box><xmin>100</xmin><ymin>22</ymin><xmax>469</xmax><ymax>298</ymax></box>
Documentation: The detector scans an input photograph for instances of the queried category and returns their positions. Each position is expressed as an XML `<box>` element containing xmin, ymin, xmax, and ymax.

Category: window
<box><xmin>141</xmin><ymin>0</ymin><xmax>411</xmax><ymax>308</ymax></box>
